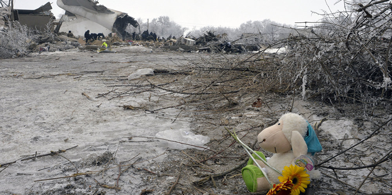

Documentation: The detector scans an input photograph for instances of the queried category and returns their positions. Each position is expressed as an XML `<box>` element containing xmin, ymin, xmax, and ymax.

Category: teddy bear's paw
<box><xmin>242</xmin><ymin>165</ymin><xmax>265</xmax><ymax>192</ymax></box>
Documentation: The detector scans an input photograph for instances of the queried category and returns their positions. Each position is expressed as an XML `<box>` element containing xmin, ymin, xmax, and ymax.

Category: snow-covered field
<box><xmin>0</xmin><ymin>47</ymin><xmax>210</xmax><ymax>194</ymax></box>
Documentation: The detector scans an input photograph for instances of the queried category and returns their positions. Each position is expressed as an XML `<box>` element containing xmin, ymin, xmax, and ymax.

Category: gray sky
<box><xmin>14</xmin><ymin>0</ymin><xmax>346</xmax><ymax>30</ymax></box>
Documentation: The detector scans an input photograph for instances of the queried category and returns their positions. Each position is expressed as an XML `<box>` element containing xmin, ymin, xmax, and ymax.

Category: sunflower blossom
<box><xmin>278</xmin><ymin>165</ymin><xmax>310</xmax><ymax>195</ymax></box>
<box><xmin>267</xmin><ymin>179</ymin><xmax>293</xmax><ymax>195</ymax></box>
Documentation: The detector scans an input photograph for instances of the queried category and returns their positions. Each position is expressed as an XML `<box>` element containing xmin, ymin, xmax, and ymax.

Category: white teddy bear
<box><xmin>242</xmin><ymin>113</ymin><xmax>322</xmax><ymax>192</ymax></box>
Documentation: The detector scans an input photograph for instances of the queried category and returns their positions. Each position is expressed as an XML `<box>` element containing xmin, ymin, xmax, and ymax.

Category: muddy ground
<box><xmin>0</xmin><ymin>46</ymin><xmax>391</xmax><ymax>195</ymax></box>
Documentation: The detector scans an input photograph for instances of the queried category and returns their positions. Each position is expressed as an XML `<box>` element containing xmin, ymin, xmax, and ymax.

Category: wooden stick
<box><xmin>136</xmin><ymin>168</ymin><xmax>157</xmax><ymax>175</ymax></box>
<box><xmin>318</xmin><ymin>152</ymin><xmax>391</xmax><ymax>170</ymax></box>
<box><xmin>116</xmin><ymin>165</ymin><xmax>121</xmax><ymax>190</ymax></box>
<box><xmin>94</xmin><ymin>178</ymin><xmax>121</xmax><ymax>190</ymax></box>
<box><xmin>21</xmin><ymin>145</ymin><xmax>78</xmax><ymax>162</ymax></box>
<box><xmin>165</xmin><ymin>173</ymin><xmax>181</xmax><ymax>195</ymax></box>
<box><xmin>193</xmin><ymin>159</ymin><xmax>247</xmax><ymax>186</ymax></box>
<box><xmin>131</xmin><ymin>136</ymin><xmax>216</xmax><ymax>153</ymax></box>
<box><xmin>181</xmin><ymin>151</ymin><xmax>213</xmax><ymax>171</ymax></box>
<box><xmin>0</xmin><ymin>165</ymin><xmax>10</xmax><ymax>173</ymax></box>
<box><xmin>146</xmin><ymin>79</ymin><xmax>239</xmax><ymax>95</ymax></box>
<box><xmin>58</xmin><ymin>154</ymin><xmax>79</xmax><ymax>173</ymax></box>
<box><xmin>354</xmin><ymin>150</ymin><xmax>392</xmax><ymax>195</ymax></box>
<box><xmin>171</xmin><ymin>108</ymin><xmax>184</xmax><ymax>123</ymax></box>
<box><xmin>82</xmin><ymin>92</ymin><xmax>95</xmax><ymax>101</ymax></box>
<box><xmin>321</xmin><ymin>172</ymin><xmax>365</xmax><ymax>194</ymax></box>
<box><xmin>0</xmin><ymin>161</ymin><xmax>16</xmax><ymax>168</ymax></box>
<box><xmin>201</xmin><ymin>131</ymin><xmax>251</xmax><ymax>163</ymax></box>
<box><xmin>35</xmin><ymin>171</ymin><xmax>95</xmax><ymax>182</ymax></box>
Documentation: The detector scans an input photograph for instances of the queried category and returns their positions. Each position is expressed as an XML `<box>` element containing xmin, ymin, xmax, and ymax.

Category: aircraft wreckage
<box><xmin>57</xmin><ymin>0</ymin><xmax>138</xmax><ymax>38</ymax></box>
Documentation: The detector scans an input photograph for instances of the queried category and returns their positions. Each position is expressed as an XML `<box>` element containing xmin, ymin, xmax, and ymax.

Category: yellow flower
<box><xmin>278</xmin><ymin>165</ymin><xmax>310</xmax><ymax>195</ymax></box>
<box><xmin>267</xmin><ymin>179</ymin><xmax>293</xmax><ymax>195</ymax></box>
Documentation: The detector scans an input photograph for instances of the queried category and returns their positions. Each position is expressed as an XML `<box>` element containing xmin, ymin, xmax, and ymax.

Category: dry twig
<box><xmin>193</xmin><ymin>159</ymin><xmax>247</xmax><ymax>186</ymax></box>
<box><xmin>166</xmin><ymin>173</ymin><xmax>181</xmax><ymax>195</ymax></box>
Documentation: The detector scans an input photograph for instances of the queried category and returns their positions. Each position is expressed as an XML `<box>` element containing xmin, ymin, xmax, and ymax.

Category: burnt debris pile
<box><xmin>0</xmin><ymin>2</ymin><xmax>80</xmax><ymax>58</ymax></box>
<box><xmin>0</xmin><ymin>21</ymin><xmax>83</xmax><ymax>58</ymax></box>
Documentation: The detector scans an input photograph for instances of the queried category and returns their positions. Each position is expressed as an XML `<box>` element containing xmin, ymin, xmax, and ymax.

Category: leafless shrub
<box><xmin>274</xmin><ymin>1</ymin><xmax>392</xmax><ymax>111</ymax></box>
<box><xmin>43</xmin><ymin>19</ymin><xmax>55</xmax><ymax>41</ymax></box>
<box><xmin>0</xmin><ymin>21</ymin><xmax>37</xmax><ymax>58</ymax></box>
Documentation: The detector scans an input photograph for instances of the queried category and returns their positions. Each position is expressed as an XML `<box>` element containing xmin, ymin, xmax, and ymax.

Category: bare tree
<box><xmin>142</xmin><ymin>16</ymin><xmax>187</xmax><ymax>38</ymax></box>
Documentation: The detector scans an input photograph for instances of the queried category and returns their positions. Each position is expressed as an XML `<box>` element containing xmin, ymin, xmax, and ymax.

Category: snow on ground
<box><xmin>263</xmin><ymin>47</ymin><xmax>287</xmax><ymax>54</ymax></box>
<box><xmin>0</xmin><ymin>48</ymin><xmax>208</xmax><ymax>194</ymax></box>
<box><xmin>290</xmin><ymin>100</ymin><xmax>392</xmax><ymax>193</ymax></box>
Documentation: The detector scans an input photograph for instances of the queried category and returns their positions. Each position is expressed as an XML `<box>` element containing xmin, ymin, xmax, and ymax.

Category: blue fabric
<box><xmin>305</xmin><ymin>122</ymin><xmax>323</xmax><ymax>155</ymax></box>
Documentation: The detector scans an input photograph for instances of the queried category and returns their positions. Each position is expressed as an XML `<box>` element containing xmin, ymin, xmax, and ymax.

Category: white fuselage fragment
<box><xmin>57</xmin><ymin>0</ymin><xmax>122</xmax><ymax>36</ymax></box>
<box><xmin>59</xmin><ymin>15</ymin><xmax>111</xmax><ymax>37</ymax></box>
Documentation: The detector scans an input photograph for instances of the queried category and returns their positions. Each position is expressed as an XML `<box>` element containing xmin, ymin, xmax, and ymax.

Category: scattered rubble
<box><xmin>12</xmin><ymin>2</ymin><xmax>55</xmax><ymax>32</ymax></box>
<box><xmin>1</xmin><ymin>2</ymin><xmax>272</xmax><ymax>59</ymax></box>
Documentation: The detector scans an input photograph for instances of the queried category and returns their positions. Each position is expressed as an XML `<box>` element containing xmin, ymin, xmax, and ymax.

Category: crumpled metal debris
<box><xmin>57</xmin><ymin>0</ymin><xmax>138</xmax><ymax>38</ymax></box>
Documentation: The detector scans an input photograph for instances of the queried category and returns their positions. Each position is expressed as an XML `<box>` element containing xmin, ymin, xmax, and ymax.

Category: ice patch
<box><xmin>155</xmin><ymin>130</ymin><xmax>210</xmax><ymax>150</ymax></box>
<box><xmin>320</xmin><ymin>119</ymin><xmax>356</xmax><ymax>147</ymax></box>
<box><xmin>128</xmin><ymin>68</ymin><xmax>154</xmax><ymax>80</ymax></box>
<box><xmin>264</xmin><ymin>47</ymin><xmax>287</xmax><ymax>54</ymax></box>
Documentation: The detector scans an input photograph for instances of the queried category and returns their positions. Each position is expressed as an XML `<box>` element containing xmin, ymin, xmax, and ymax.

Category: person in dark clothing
<box><xmin>67</xmin><ymin>31</ymin><xmax>75</xmax><ymax>38</ymax></box>
<box><xmin>90</xmin><ymin>33</ymin><xmax>98</xmax><ymax>41</ymax></box>
<box><xmin>97</xmin><ymin>33</ymin><xmax>105</xmax><ymax>39</ymax></box>
<box><xmin>84</xmin><ymin>30</ymin><xmax>91</xmax><ymax>43</ymax></box>
<box><xmin>142</xmin><ymin>30</ymin><xmax>149</xmax><ymax>41</ymax></box>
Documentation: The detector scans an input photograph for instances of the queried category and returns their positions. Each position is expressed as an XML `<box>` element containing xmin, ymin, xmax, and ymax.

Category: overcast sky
<box><xmin>14</xmin><ymin>0</ymin><xmax>346</xmax><ymax>30</ymax></box>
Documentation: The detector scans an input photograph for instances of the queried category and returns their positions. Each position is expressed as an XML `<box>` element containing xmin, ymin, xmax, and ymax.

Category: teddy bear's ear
<box><xmin>291</xmin><ymin>131</ymin><xmax>308</xmax><ymax>157</ymax></box>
